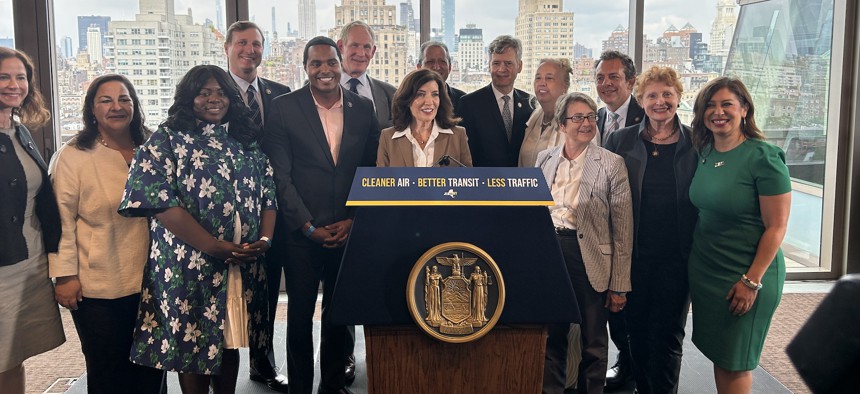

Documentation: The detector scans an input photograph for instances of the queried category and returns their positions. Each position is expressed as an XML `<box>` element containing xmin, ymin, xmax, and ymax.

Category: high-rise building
<box><xmin>105</xmin><ymin>0</ymin><xmax>226</xmax><ymax>125</ymax></box>
<box><xmin>332</xmin><ymin>0</ymin><xmax>411</xmax><ymax>86</ymax></box>
<box><xmin>298</xmin><ymin>0</ymin><xmax>317</xmax><ymax>39</ymax></box>
<box><xmin>86</xmin><ymin>25</ymin><xmax>103</xmax><ymax>64</ymax></box>
<box><xmin>77</xmin><ymin>15</ymin><xmax>110</xmax><ymax>52</ymax></box>
<box><xmin>215</xmin><ymin>0</ymin><xmax>223</xmax><ymax>32</ymax></box>
<box><xmin>602</xmin><ymin>25</ymin><xmax>628</xmax><ymax>53</ymax></box>
<box><xmin>61</xmin><ymin>36</ymin><xmax>74</xmax><ymax>58</ymax></box>
<box><xmin>457</xmin><ymin>24</ymin><xmax>484</xmax><ymax>72</ymax></box>
<box><xmin>441</xmin><ymin>0</ymin><xmax>455</xmax><ymax>51</ymax></box>
<box><xmin>573</xmin><ymin>42</ymin><xmax>592</xmax><ymax>59</ymax></box>
<box><xmin>710</xmin><ymin>0</ymin><xmax>739</xmax><ymax>59</ymax></box>
<box><xmin>514</xmin><ymin>0</ymin><xmax>574</xmax><ymax>90</ymax></box>
<box><xmin>399</xmin><ymin>1</ymin><xmax>417</xmax><ymax>31</ymax></box>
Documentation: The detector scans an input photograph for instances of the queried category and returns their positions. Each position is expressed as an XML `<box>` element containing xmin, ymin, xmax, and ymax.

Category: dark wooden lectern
<box><xmin>329</xmin><ymin>168</ymin><xmax>579</xmax><ymax>394</ymax></box>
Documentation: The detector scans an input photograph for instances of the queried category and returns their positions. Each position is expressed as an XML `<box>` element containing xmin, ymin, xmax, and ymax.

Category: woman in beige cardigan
<box><xmin>49</xmin><ymin>74</ymin><xmax>165</xmax><ymax>393</ymax></box>
<box><xmin>377</xmin><ymin>69</ymin><xmax>472</xmax><ymax>167</ymax></box>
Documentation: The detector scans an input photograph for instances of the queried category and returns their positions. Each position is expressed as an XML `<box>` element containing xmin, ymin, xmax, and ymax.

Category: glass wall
<box><xmin>51</xmin><ymin>0</ymin><xmax>226</xmax><ymax>139</ymax></box>
<box><xmin>248</xmin><ymin>0</ymin><xmax>421</xmax><ymax>90</ymax></box>
<box><xmin>0</xmin><ymin>0</ymin><xmax>14</xmax><ymax>48</ymax></box>
<box><xmin>725</xmin><ymin>0</ymin><xmax>835</xmax><ymax>271</ymax></box>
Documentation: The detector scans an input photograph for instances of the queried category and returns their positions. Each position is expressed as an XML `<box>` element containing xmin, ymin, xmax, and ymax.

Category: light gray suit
<box><xmin>537</xmin><ymin>142</ymin><xmax>633</xmax><ymax>394</ymax></box>
<box><xmin>368</xmin><ymin>76</ymin><xmax>396</xmax><ymax>130</ymax></box>
<box><xmin>536</xmin><ymin>143</ymin><xmax>633</xmax><ymax>292</ymax></box>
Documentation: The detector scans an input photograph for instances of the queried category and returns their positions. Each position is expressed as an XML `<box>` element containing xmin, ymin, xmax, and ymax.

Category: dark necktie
<box><xmin>502</xmin><ymin>95</ymin><xmax>513</xmax><ymax>142</ymax></box>
<box><xmin>348</xmin><ymin>78</ymin><xmax>361</xmax><ymax>94</ymax></box>
<box><xmin>246</xmin><ymin>84</ymin><xmax>262</xmax><ymax>128</ymax></box>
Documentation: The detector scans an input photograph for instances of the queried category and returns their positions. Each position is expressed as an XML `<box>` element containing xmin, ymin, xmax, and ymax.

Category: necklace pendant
<box><xmin>651</xmin><ymin>149</ymin><xmax>659</xmax><ymax>157</ymax></box>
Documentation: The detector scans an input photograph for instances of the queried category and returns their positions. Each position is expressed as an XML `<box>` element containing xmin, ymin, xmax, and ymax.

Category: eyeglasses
<box><xmin>564</xmin><ymin>114</ymin><xmax>598</xmax><ymax>123</ymax></box>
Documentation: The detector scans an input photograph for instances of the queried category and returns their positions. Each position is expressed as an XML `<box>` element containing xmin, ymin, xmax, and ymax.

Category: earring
<box><xmin>742</xmin><ymin>117</ymin><xmax>746</xmax><ymax>130</ymax></box>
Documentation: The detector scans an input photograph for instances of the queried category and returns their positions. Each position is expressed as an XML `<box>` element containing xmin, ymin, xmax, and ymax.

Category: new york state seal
<box><xmin>407</xmin><ymin>242</ymin><xmax>505</xmax><ymax>343</ymax></box>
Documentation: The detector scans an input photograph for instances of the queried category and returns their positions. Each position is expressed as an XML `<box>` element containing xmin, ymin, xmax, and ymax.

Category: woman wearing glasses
<box><xmin>537</xmin><ymin>92</ymin><xmax>633</xmax><ymax>394</ymax></box>
<box><xmin>603</xmin><ymin>66</ymin><xmax>697</xmax><ymax>394</ymax></box>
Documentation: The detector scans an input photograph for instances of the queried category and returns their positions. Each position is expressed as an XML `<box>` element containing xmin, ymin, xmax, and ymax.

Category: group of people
<box><xmin>0</xmin><ymin>18</ymin><xmax>790</xmax><ymax>394</ymax></box>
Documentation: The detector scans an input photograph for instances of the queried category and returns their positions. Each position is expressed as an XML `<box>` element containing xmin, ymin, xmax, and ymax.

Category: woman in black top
<box><xmin>603</xmin><ymin>66</ymin><xmax>698</xmax><ymax>394</ymax></box>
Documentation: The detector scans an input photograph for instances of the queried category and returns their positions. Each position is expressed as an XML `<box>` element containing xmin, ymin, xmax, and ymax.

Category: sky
<box><xmin>2</xmin><ymin>0</ymin><xmax>721</xmax><ymax>55</ymax></box>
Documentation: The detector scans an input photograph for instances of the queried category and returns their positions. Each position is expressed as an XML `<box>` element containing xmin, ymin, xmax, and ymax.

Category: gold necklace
<box><xmin>412</xmin><ymin>132</ymin><xmax>428</xmax><ymax>145</ymax></box>
<box><xmin>647</xmin><ymin>124</ymin><xmax>678</xmax><ymax>157</ymax></box>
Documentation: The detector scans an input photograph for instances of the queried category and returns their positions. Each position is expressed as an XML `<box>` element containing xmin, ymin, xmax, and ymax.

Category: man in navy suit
<box><xmin>417</xmin><ymin>41</ymin><xmax>466</xmax><ymax>111</ymax></box>
<box><xmin>263</xmin><ymin>36</ymin><xmax>379</xmax><ymax>394</ymax></box>
<box><xmin>224</xmin><ymin>20</ymin><xmax>291</xmax><ymax>393</ymax></box>
<box><xmin>594</xmin><ymin>50</ymin><xmax>645</xmax><ymax>147</ymax></box>
<box><xmin>337</xmin><ymin>21</ymin><xmax>396</xmax><ymax>131</ymax></box>
<box><xmin>593</xmin><ymin>50</ymin><xmax>643</xmax><ymax>390</ymax></box>
<box><xmin>456</xmin><ymin>35</ymin><xmax>533</xmax><ymax>167</ymax></box>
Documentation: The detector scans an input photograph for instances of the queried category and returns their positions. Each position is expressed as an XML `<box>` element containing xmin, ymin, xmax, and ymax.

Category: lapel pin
<box><xmin>266</xmin><ymin>88</ymin><xmax>272</xmax><ymax>95</ymax></box>
<box><xmin>347</xmin><ymin>101</ymin><xmax>353</xmax><ymax>108</ymax></box>
<box><xmin>517</xmin><ymin>102</ymin><xmax>522</xmax><ymax>108</ymax></box>
<box><xmin>715</xmin><ymin>161</ymin><xmax>725</xmax><ymax>167</ymax></box>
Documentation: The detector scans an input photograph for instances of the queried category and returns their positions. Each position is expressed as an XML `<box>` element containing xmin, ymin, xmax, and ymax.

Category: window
<box><xmin>1</xmin><ymin>0</ymin><xmax>15</xmax><ymax>48</ymax></box>
<box><xmin>51</xmin><ymin>0</ymin><xmax>225</xmax><ymax>135</ymax></box>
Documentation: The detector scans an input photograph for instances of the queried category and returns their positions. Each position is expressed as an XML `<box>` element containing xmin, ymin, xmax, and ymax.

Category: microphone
<box><xmin>433</xmin><ymin>155</ymin><xmax>467</xmax><ymax>167</ymax></box>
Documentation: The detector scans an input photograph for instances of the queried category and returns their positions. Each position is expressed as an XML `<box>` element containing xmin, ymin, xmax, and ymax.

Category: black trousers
<box><xmin>608</xmin><ymin>303</ymin><xmax>633</xmax><ymax>369</ymax></box>
<box><xmin>625</xmin><ymin>255</ymin><xmax>690</xmax><ymax>394</ymax></box>
<box><xmin>71</xmin><ymin>294</ymin><xmax>165</xmax><ymax>394</ymax></box>
<box><xmin>544</xmin><ymin>234</ymin><xmax>609</xmax><ymax>394</ymax></box>
<box><xmin>250</xmin><ymin>225</ymin><xmax>289</xmax><ymax>377</ymax></box>
<box><xmin>284</xmin><ymin>243</ymin><xmax>347</xmax><ymax>394</ymax></box>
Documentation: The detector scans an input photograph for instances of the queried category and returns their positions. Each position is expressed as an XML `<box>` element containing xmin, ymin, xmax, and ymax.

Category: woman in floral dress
<box><xmin>118</xmin><ymin>65</ymin><xmax>277</xmax><ymax>393</ymax></box>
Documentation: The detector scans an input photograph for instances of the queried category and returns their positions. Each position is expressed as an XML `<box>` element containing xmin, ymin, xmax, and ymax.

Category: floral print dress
<box><xmin>118</xmin><ymin>123</ymin><xmax>276</xmax><ymax>374</ymax></box>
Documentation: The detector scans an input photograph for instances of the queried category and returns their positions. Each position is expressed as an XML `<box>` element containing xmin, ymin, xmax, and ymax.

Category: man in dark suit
<box><xmin>224</xmin><ymin>20</ymin><xmax>291</xmax><ymax>393</ymax></box>
<box><xmin>263</xmin><ymin>36</ymin><xmax>379</xmax><ymax>394</ymax></box>
<box><xmin>456</xmin><ymin>35</ymin><xmax>533</xmax><ymax>167</ymax></box>
<box><xmin>595</xmin><ymin>50</ymin><xmax>645</xmax><ymax>147</ymax></box>
<box><xmin>417</xmin><ymin>40</ymin><xmax>466</xmax><ymax>110</ymax></box>
<box><xmin>337</xmin><ymin>20</ymin><xmax>396</xmax><ymax>130</ymax></box>
<box><xmin>593</xmin><ymin>50</ymin><xmax>644</xmax><ymax>390</ymax></box>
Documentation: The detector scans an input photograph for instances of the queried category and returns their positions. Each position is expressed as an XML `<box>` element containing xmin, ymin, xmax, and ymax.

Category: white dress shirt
<box><xmin>391</xmin><ymin>122</ymin><xmax>454</xmax><ymax>167</ymax></box>
<box><xmin>549</xmin><ymin>145</ymin><xmax>588</xmax><ymax>230</ymax></box>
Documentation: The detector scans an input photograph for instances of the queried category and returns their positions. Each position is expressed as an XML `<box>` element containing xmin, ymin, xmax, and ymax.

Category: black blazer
<box><xmin>456</xmin><ymin>84</ymin><xmax>534</xmax><ymax>167</ymax></box>
<box><xmin>603</xmin><ymin>116</ymin><xmax>698</xmax><ymax>259</ymax></box>
<box><xmin>0</xmin><ymin>124</ymin><xmax>61</xmax><ymax>266</ymax></box>
<box><xmin>262</xmin><ymin>86</ymin><xmax>380</xmax><ymax>244</ymax></box>
<box><xmin>597</xmin><ymin>97</ymin><xmax>645</xmax><ymax>146</ymax></box>
<box><xmin>258</xmin><ymin>77</ymin><xmax>291</xmax><ymax>114</ymax></box>
<box><xmin>447</xmin><ymin>84</ymin><xmax>466</xmax><ymax>114</ymax></box>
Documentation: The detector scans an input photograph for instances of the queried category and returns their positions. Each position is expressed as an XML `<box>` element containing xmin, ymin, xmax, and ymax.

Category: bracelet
<box><xmin>304</xmin><ymin>225</ymin><xmax>316</xmax><ymax>238</ymax></box>
<box><xmin>259</xmin><ymin>236</ymin><xmax>272</xmax><ymax>248</ymax></box>
<box><xmin>741</xmin><ymin>274</ymin><xmax>763</xmax><ymax>291</ymax></box>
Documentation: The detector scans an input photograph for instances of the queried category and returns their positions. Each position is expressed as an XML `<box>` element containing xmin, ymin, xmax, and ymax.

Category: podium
<box><xmin>329</xmin><ymin>167</ymin><xmax>580</xmax><ymax>393</ymax></box>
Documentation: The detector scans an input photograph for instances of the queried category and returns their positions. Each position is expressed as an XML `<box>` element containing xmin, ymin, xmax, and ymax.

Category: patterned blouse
<box><xmin>119</xmin><ymin>122</ymin><xmax>276</xmax><ymax>374</ymax></box>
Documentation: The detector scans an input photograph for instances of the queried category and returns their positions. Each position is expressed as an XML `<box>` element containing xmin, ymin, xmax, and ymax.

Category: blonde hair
<box><xmin>634</xmin><ymin>66</ymin><xmax>683</xmax><ymax>104</ymax></box>
<box><xmin>537</xmin><ymin>58</ymin><xmax>573</xmax><ymax>89</ymax></box>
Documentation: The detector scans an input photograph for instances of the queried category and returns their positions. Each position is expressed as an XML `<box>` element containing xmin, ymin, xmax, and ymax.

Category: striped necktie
<box><xmin>247</xmin><ymin>84</ymin><xmax>262</xmax><ymax>128</ymax></box>
<box><xmin>607</xmin><ymin>111</ymin><xmax>620</xmax><ymax>134</ymax></box>
<box><xmin>502</xmin><ymin>95</ymin><xmax>513</xmax><ymax>142</ymax></box>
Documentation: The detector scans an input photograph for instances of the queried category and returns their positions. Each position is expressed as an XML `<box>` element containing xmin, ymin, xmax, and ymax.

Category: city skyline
<box><xmin>34</xmin><ymin>0</ymin><xmax>720</xmax><ymax>57</ymax></box>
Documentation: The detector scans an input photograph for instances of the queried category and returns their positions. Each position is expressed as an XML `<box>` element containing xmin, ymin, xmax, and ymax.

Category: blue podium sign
<box><xmin>346</xmin><ymin>167</ymin><xmax>553</xmax><ymax>206</ymax></box>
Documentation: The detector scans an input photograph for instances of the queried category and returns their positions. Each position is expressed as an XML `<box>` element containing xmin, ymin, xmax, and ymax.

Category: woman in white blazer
<box><xmin>536</xmin><ymin>92</ymin><xmax>633</xmax><ymax>394</ymax></box>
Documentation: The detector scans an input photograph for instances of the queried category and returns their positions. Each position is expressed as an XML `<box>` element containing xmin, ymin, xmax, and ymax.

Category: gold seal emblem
<box><xmin>407</xmin><ymin>242</ymin><xmax>505</xmax><ymax>343</ymax></box>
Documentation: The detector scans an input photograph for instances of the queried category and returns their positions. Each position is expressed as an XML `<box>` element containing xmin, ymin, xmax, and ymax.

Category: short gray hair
<box><xmin>555</xmin><ymin>92</ymin><xmax>598</xmax><ymax>126</ymax></box>
<box><xmin>537</xmin><ymin>58</ymin><xmax>573</xmax><ymax>89</ymax></box>
<box><xmin>339</xmin><ymin>20</ymin><xmax>376</xmax><ymax>45</ymax></box>
<box><xmin>487</xmin><ymin>35</ymin><xmax>522</xmax><ymax>61</ymax></box>
<box><xmin>418</xmin><ymin>41</ymin><xmax>451</xmax><ymax>65</ymax></box>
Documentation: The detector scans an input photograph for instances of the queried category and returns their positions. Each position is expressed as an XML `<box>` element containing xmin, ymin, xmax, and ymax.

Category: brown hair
<box><xmin>634</xmin><ymin>66</ymin><xmax>684</xmax><ymax>104</ymax></box>
<box><xmin>0</xmin><ymin>47</ymin><xmax>51</xmax><ymax>128</ymax></box>
<box><xmin>391</xmin><ymin>69</ymin><xmax>460</xmax><ymax>131</ymax></box>
<box><xmin>226</xmin><ymin>21</ymin><xmax>265</xmax><ymax>45</ymax></box>
<box><xmin>76</xmin><ymin>74</ymin><xmax>150</xmax><ymax>150</ymax></box>
<box><xmin>691</xmin><ymin>76</ymin><xmax>764</xmax><ymax>152</ymax></box>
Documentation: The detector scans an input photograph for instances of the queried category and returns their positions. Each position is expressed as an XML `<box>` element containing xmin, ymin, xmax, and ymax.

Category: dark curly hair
<box><xmin>162</xmin><ymin>65</ymin><xmax>259</xmax><ymax>148</ymax></box>
<box><xmin>0</xmin><ymin>47</ymin><xmax>51</xmax><ymax>128</ymax></box>
<box><xmin>691</xmin><ymin>76</ymin><xmax>763</xmax><ymax>153</ymax></box>
<box><xmin>391</xmin><ymin>69</ymin><xmax>460</xmax><ymax>131</ymax></box>
<box><xmin>76</xmin><ymin>74</ymin><xmax>150</xmax><ymax>150</ymax></box>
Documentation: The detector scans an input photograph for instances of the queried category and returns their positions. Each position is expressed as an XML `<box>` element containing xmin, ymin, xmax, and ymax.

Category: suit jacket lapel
<box><xmin>339</xmin><ymin>93</ymin><xmax>364</xmax><ymax>168</ymax></box>
<box><xmin>395</xmin><ymin>136</ymin><xmax>415</xmax><ymax>167</ymax></box>
<box><xmin>298</xmin><ymin>88</ymin><xmax>336</xmax><ymax>167</ymax></box>
<box><xmin>432</xmin><ymin>132</ymin><xmax>452</xmax><ymax>165</ymax></box>
<box><xmin>578</xmin><ymin>146</ymin><xmax>601</xmax><ymax>203</ymax></box>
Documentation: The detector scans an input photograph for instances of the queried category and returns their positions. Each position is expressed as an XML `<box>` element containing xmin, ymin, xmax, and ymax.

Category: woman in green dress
<box><xmin>688</xmin><ymin>76</ymin><xmax>791</xmax><ymax>393</ymax></box>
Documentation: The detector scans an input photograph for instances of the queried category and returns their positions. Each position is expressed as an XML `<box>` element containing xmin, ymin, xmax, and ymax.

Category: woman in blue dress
<box><xmin>119</xmin><ymin>65</ymin><xmax>277</xmax><ymax>393</ymax></box>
